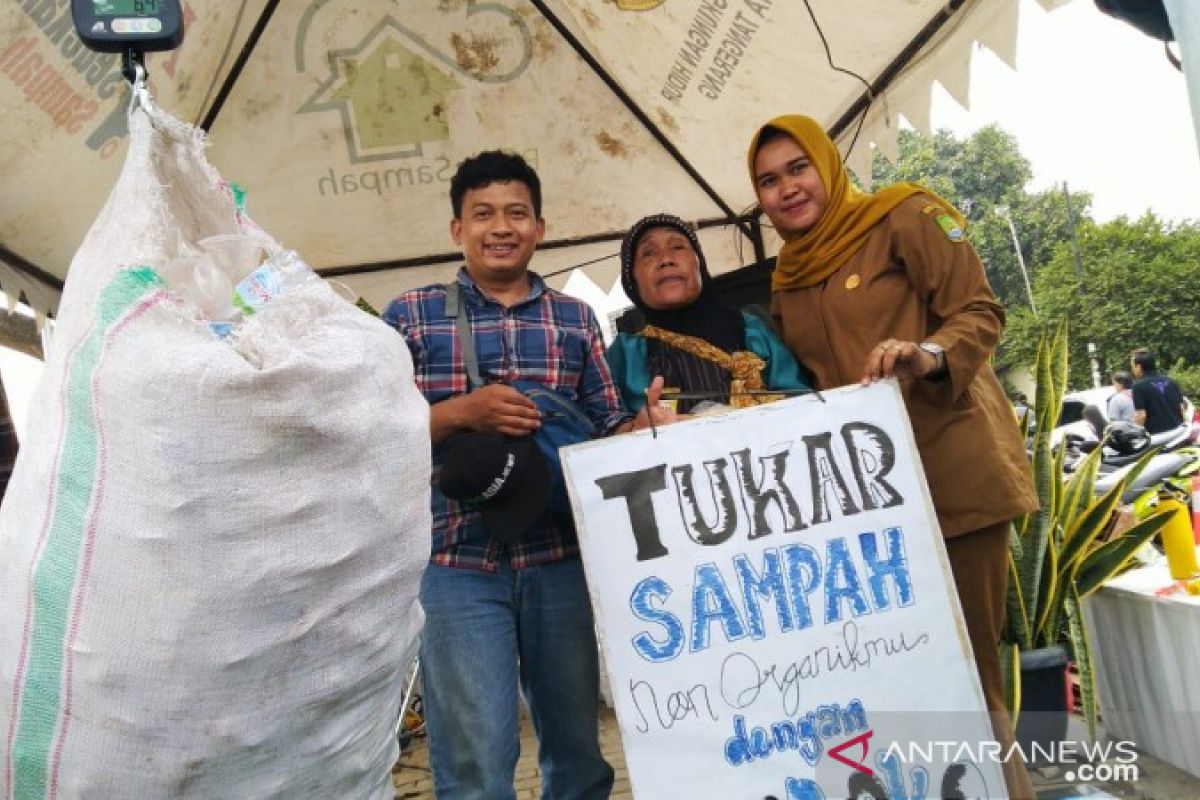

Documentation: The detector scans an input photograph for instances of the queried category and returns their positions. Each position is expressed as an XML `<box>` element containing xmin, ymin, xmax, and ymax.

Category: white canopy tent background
<box><xmin>1</xmin><ymin>0</ymin><xmax>1070</xmax><ymax>325</ymax></box>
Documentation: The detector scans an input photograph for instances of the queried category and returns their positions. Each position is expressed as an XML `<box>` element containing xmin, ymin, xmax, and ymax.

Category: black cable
<box><xmin>801</xmin><ymin>0</ymin><xmax>874</xmax><ymax>160</ymax></box>
<box><xmin>737</xmin><ymin>0</ymin><xmax>876</xmax><ymax>235</ymax></box>
<box><xmin>529</xmin><ymin>0</ymin><xmax>753</xmax><ymax>241</ymax></box>
<box><xmin>829</xmin><ymin>0</ymin><xmax>967</xmax><ymax>144</ymax></box>
<box><xmin>200</xmin><ymin>0</ymin><xmax>280</xmax><ymax>132</ymax></box>
<box><xmin>724</xmin><ymin>0</ymin><xmax>882</xmax><ymax>267</ymax></box>
<box><xmin>195</xmin><ymin>0</ymin><xmax>251</xmax><ymax>125</ymax></box>
<box><xmin>802</xmin><ymin>0</ymin><xmax>873</xmax><ymax>90</ymax></box>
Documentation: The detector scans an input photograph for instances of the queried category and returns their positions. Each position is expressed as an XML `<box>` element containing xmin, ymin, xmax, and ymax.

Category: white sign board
<box><xmin>563</xmin><ymin>381</ymin><xmax>1007</xmax><ymax>800</ymax></box>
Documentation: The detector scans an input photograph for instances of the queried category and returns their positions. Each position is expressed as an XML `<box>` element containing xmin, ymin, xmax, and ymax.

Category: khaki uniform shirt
<box><xmin>772</xmin><ymin>195</ymin><xmax>1037</xmax><ymax>538</ymax></box>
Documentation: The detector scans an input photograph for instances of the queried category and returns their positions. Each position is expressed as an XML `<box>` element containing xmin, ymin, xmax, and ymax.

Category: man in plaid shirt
<box><xmin>384</xmin><ymin>151</ymin><xmax>642</xmax><ymax>799</ymax></box>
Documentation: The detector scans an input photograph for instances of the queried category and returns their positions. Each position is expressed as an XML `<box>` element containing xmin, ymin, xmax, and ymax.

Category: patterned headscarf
<box><xmin>619</xmin><ymin>213</ymin><xmax>708</xmax><ymax>310</ymax></box>
<box><xmin>618</xmin><ymin>213</ymin><xmax>744</xmax><ymax>354</ymax></box>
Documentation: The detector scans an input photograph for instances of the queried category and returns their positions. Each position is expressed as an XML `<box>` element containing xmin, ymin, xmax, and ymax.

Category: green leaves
<box><xmin>1006</xmin><ymin>540</ymin><xmax>1031</xmax><ymax>651</ymax></box>
<box><xmin>1003</xmin><ymin>324</ymin><xmax>1176</xmax><ymax>740</ymax></box>
<box><xmin>1006</xmin><ymin>214</ymin><xmax>1200</xmax><ymax>387</ymax></box>
<box><xmin>871</xmin><ymin>124</ymin><xmax>1200</xmax><ymax>385</ymax></box>
<box><xmin>1065</xmin><ymin>590</ymin><xmax>1097</xmax><ymax>742</ymax></box>
<box><xmin>871</xmin><ymin>126</ymin><xmax>1087</xmax><ymax>315</ymax></box>
<box><xmin>999</xmin><ymin>640</ymin><xmax>1022</xmax><ymax>722</ymax></box>
<box><xmin>1074</xmin><ymin>512</ymin><xmax>1172</xmax><ymax>598</ymax></box>
<box><xmin>1012</xmin><ymin>322</ymin><xmax>1068</xmax><ymax>640</ymax></box>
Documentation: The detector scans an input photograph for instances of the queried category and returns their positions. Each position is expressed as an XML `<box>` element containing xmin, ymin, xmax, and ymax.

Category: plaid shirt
<box><xmin>383</xmin><ymin>268</ymin><xmax>630</xmax><ymax>572</ymax></box>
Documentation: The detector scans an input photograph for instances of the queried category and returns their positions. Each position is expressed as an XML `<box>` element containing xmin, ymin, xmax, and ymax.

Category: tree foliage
<box><xmin>1009</xmin><ymin>215</ymin><xmax>1200</xmax><ymax>387</ymax></box>
<box><xmin>871</xmin><ymin>126</ymin><xmax>1086</xmax><ymax>313</ymax></box>
<box><xmin>872</xmin><ymin>126</ymin><xmax>1199</xmax><ymax>390</ymax></box>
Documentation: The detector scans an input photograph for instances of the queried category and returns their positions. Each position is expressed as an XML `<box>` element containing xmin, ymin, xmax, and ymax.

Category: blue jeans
<box><xmin>420</xmin><ymin>558</ymin><xmax>614</xmax><ymax>800</ymax></box>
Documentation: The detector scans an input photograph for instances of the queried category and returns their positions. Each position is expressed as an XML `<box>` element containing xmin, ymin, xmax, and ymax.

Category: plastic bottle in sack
<box><xmin>161</xmin><ymin>233</ymin><xmax>274</xmax><ymax>337</ymax></box>
<box><xmin>231</xmin><ymin>249</ymin><xmax>316</xmax><ymax>317</ymax></box>
<box><xmin>159</xmin><ymin>243</ymin><xmax>237</xmax><ymax>322</ymax></box>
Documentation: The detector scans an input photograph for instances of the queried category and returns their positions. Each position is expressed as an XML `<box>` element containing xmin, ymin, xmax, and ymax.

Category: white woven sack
<box><xmin>0</xmin><ymin>93</ymin><xmax>430</xmax><ymax>798</ymax></box>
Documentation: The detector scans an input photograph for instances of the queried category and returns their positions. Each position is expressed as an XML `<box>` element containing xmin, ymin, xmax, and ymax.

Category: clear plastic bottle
<box><xmin>231</xmin><ymin>249</ymin><xmax>316</xmax><ymax>318</ymax></box>
<box><xmin>160</xmin><ymin>235</ymin><xmax>313</xmax><ymax>337</ymax></box>
<box><xmin>159</xmin><ymin>241</ymin><xmax>236</xmax><ymax>322</ymax></box>
<box><xmin>160</xmin><ymin>233</ymin><xmax>276</xmax><ymax>336</ymax></box>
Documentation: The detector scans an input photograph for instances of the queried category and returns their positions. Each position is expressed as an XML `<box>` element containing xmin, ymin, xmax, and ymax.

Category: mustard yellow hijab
<box><xmin>746</xmin><ymin>114</ymin><xmax>965</xmax><ymax>292</ymax></box>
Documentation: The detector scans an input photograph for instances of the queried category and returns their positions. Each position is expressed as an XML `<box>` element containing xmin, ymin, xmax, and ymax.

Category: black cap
<box><xmin>438</xmin><ymin>431</ymin><xmax>552</xmax><ymax>543</ymax></box>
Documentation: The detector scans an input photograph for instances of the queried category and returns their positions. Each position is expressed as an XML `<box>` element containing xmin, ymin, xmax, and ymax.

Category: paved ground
<box><xmin>1025</xmin><ymin>715</ymin><xmax>1200</xmax><ymax>800</ymax></box>
<box><xmin>392</xmin><ymin>707</ymin><xmax>1200</xmax><ymax>799</ymax></box>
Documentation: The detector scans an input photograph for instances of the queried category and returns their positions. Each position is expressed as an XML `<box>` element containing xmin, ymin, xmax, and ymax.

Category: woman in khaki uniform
<box><xmin>748</xmin><ymin>114</ymin><xmax>1038</xmax><ymax>799</ymax></box>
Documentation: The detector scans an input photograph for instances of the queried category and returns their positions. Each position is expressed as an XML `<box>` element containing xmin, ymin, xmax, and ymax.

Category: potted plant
<box><xmin>1002</xmin><ymin>323</ymin><xmax>1174</xmax><ymax>752</ymax></box>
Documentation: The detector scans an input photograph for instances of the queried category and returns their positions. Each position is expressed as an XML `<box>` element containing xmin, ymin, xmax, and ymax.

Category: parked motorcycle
<box><xmin>1094</xmin><ymin>447</ymin><xmax>1200</xmax><ymax>505</ymax></box>
<box><xmin>1060</xmin><ymin>403</ymin><xmax>1198</xmax><ymax>478</ymax></box>
<box><xmin>1057</xmin><ymin>408</ymin><xmax>1200</xmax><ymax>562</ymax></box>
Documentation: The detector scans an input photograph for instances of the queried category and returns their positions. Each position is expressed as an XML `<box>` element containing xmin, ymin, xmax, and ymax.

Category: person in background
<box><xmin>1107</xmin><ymin>370</ymin><xmax>1136</xmax><ymax>423</ymax></box>
<box><xmin>606</xmin><ymin>213</ymin><xmax>810</xmax><ymax>416</ymax></box>
<box><xmin>747</xmin><ymin>114</ymin><xmax>1038</xmax><ymax>799</ymax></box>
<box><xmin>383</xmin><ymin>151</ymin><xmax>628</xmax><ymax>800</ymax></box>
<box><xmin>1130</xmin><ymin>347</ymin><xmax>1187</xmax><ymax>433</ymax></box>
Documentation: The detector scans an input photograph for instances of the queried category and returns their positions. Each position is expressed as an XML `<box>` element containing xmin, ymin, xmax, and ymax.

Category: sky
<box><xmin>929</xmin><ymin>0</ymin><xmax>1199</xmax><ymax>224</ymax></box>
<box><xmin>3</xmin><ymin>0</ymin><xmax>1199</xmax><ymax>437</ymax></box>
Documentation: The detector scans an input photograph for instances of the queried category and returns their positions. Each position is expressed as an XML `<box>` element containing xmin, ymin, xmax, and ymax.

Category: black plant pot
<box><xmin>1014</xmin><ymin>644</ymin><xmax>1070</xmax><ymax>762</ymax></box>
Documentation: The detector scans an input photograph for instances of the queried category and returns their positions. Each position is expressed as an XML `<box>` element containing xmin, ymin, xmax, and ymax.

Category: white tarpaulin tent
<box><xmin>0</xmin><ymin>0</ymin><xmax>1070</xmax><ymax>326</ymax></box>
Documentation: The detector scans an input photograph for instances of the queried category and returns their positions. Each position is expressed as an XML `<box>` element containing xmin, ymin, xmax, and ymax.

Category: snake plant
<box><xmin>1002</xmin><ymin>322</ymin><xmax>1174</xmax><ymax>741</ymax></box>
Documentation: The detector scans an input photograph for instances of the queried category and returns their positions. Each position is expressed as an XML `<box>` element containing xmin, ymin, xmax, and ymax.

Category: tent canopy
<box><xmin>0</xmin><ymin>0</ymin><xmax>1068</xmax><ymax>323</ymax></box>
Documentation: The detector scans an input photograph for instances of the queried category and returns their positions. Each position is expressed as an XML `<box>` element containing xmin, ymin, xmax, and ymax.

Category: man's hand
<box><xmin>431</xmin><ymin>384</ymin><xmax>541</xmax><ymax>443</ymax></box>
<box><xmin>459</xmin><ymin>384</ymin><xmax>542</xmax><ymax>436</ymax></box>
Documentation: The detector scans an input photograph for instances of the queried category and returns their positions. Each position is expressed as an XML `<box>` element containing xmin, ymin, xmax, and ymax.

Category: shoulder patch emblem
<box><xmin>933</xmin><ymin>212</ymin><xmax>964</xmax><ymax>242</ymax></box>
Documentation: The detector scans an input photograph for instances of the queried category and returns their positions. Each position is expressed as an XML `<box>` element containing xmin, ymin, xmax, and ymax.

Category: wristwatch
<box><xmin>918</xmin><ymin>342</ymin><xmax>947</xmax><ymax>377</ymax></box>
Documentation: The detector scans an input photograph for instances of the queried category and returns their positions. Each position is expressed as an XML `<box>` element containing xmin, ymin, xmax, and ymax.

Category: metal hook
<box><xmin>122</xmin><ymin>49</ymin><xmax>156</xmax><ymax>115</ymax></box>
<box><xmin>121</xmin><ymin>48</ymin><xmax>146</xmax><ymax>85</ymax></box>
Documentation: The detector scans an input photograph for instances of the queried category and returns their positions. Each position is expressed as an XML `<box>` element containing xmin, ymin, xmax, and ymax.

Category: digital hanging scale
<box><xmin>72</xmin><ymin>0</ymin><xmax>184</xmax><ymax>55</ymax></box>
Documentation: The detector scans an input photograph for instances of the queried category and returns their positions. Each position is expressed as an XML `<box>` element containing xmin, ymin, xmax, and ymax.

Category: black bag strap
<box><xmin>445</xmin><ymin>282</ymin><xmax>483</xmax><ymax>390</ymax></box>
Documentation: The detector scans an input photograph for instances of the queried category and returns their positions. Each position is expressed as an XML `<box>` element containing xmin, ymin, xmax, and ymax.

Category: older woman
<box><xmin>748</xmin><ymin>115</ymin><xmax>1037</xmax><ymax>798</ymax></box>
<box><xmin>606</xmin><ymin>213</ymin><xmax>809</xmax><ymax>415</ymax></box>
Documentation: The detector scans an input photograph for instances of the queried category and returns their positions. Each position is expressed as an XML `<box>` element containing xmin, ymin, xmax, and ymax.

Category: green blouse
<box><xmin>605</xmin><ymin>312</ymin><xmax>811</xmax><ymax>413</ymax></box>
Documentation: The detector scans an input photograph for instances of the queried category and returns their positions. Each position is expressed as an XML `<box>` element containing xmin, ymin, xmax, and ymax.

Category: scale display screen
<box><xmin>94</xmin><ymin>0</ymin><xmax>162</xmax><ymax>15</ymax></box>
<box><xmin>73</xmin><ymin>0</ymin><xmax>182</xmax><ymax>53</ymax></box>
